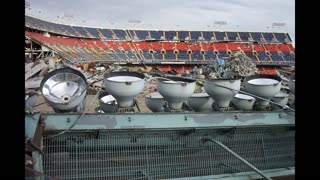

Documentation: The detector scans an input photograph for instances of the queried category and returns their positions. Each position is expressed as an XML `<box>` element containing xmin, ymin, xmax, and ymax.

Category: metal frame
<box><xmin>41</xmin><ymin>111</ymin><xmax>294</xmax><ymax>131</ymax></box>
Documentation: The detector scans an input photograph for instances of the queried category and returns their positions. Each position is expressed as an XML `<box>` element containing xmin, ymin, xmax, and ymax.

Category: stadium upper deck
<box><xmin>25</xmin><ymin>15</ymin><xmax>295</xmax><ymax>66</ymax></box>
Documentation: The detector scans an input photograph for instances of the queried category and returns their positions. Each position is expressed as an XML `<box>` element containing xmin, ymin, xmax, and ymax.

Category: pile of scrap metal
<box><xmin>205</xmin><ymin>51</ymin><xmax>258</xmax><ymax>79</ymax></box>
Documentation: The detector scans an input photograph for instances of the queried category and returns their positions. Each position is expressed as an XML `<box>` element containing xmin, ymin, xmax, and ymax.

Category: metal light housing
<box><xmin>40</xmin><ymin>67</ymin><xmax>87</xmax><ymax>112</ymax></box>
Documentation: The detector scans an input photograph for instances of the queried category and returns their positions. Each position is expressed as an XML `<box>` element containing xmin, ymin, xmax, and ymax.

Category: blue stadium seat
<box><xmin>39</xmin><ymin>20</ymin><xmax>64</xmax><ymax>33</ymax></box>
<box><xmin>274</xmin><ymin>33</ymin><xmax>290</xmax><ymax>43</ymax></box>
<box><xmin>263</xmin><ymin>33</ymin><xmax>274</xmax><ymax>43</ymax></box>
<box><xmin>250</xmin><ymin>32</ymin><xmax>262</xmax><ymax>42</ymax></box>
<box><xmin>85</xmin><ymin>27</ymin><xmax>100</xmax><ymax>38</ymax></box>
<box><xmin>142</xmin><ymin>50</ymin><xmax>152</xmax><ymax>60</ymax></box>
<box><xmin>135</xmin><ymin>30</ymin><xmax>149</xmax><ymax>40</ymax></box>
<box><xmin>99</xmin><ymin>29</ymin><xmax>114</xmax><ymax>39</ymax></box>
<box><xmin>270</xmin><ymin>52</ymin><xmax>284</xmax><ymax>61</ymax></box>
<box><xmin>150</xmin><ymin>31</ymin><xmax>163</xmax><ymax>40</ymax></box>
<box><xmin>127</xmin><ymin>30</ymin><xmax>136</xmax><ymax>39</ymax></box>
<box><xmin>190</xmin><ymin>31</ymin><xmax>201</xmax><ymax>40</ymax></box>
<box><xmin>127</xmin><ymin>51</ymin><xmax>138</xmax><ymax>60</ymax></box>
<box><xmin>203</xmin><ymin>31</ymin><xmax>213</xmax><ymax>41</ymax></box>
<box><xmin>177</xmin><ymin>51</ymin><xmax>189</xmax><ymax>60</ymax></box>
<box><xmin>238</xmin><ymin>32</ymin><xmax>250</xmax><ymax>41</ymax></box>
<box><xmin>72</xmin><ymin>26</ymin><xmax>89</xmax><ymax>37</ymax></box>
<box><xmin>191</xmin><ymin>50</ymin><xmax>203</xmax><ymax>60</ymax></box>
<box><xmin>112</xmin><ymin>50</ymin><xmax>129</xmax><ymax>61</ymax></box>
<box><xmin>178</xmin><ymin>31</ymin><xmax>189</xmax><ymax>40</ymax></box>
<box><xmin>27</xmin><ymin>16</ymin><xmax>49</xmax><ymax>30</ymax></box>
<box><xmin>59</xmin><ymin>24</ymin><xmax>79</xmax><ymax>36</ymax></box>
<box><xmin>217</xmin><ymin>50</ymin><xmax>230</xmax><ymax>59</ymax></box>
<box><xmin>204</xmin><ymin>50</ymin><xmax>215</xmax><ymax>61</ymax></box>
<box><xmin>227</xmin><ymin>32</ymin><xmax>238</xmax><ymax>41</ymax></box>
<box><xmin>214</xmin><ymin>32</ymin><xmax>226</xmax><ymax>41</ymax></box>
<box><xmin>164</xmin><ymin>50</ymin><xmax>176</xmax><ymax>60</ymax></box>
<box><xmin>282</xmin><ymin>52</ymin><xmax>295</xmax><ymax>61</ymax></box>
<box><xmin>153</xmin><ymin>51</ymin><xmax>163</xmax><ymax>60</ymax></box>
<box><xmin>112</xmin><ymin>29</ymin><xmax>127</xmax><ymax>40</ymax></box>
<box><xmin>257</xmin><ymin>51</ymin><xmax>269</xmax><ymax>61</ymax></box>
<box><xmin>165</xmin><ymin>31</ymin><xmax>175</xmax><ymax>41</ymax></box>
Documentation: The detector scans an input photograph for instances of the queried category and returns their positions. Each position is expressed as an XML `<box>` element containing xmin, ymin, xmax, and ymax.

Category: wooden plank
<box><xmin>25</xmin><ymin>62</ymin><xmax>47</xmax><ymax>80</ymax></box>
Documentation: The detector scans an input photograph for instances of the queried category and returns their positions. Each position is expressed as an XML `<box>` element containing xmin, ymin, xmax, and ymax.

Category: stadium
<box><xmin>25</xmin><ymin>1</ymin><xmax>295</xmax><ymax>179</ymax></box>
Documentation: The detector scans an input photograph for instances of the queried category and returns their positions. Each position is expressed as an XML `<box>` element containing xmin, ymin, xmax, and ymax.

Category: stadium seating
<box><xmin>190</xmin><ymin>50</ymin><xmax>203</xmax><ymax>61</ymax></box>
<box><xmin>217</xmin><ymin>50</ymin><xmax>230</xmax><ymax>59</ymax></box>
<box><xmin>190</xmin><ymin>31</ymin><xmax>202</xmax><ymax>40</ymax></box>
<box><xmin>176</xmin><ymin>42</ymin><xmax>188</xmax><ymax>50</ymax></box>
<box><xmin>262</xmin><ymin>33</ymin><xmax>274</xmax><ymax>43</ymax></box>
<box><xmin>165</xmin><ymin>31</ymin><xmax>176</xmax><ymax>41</ymax></box>
<box><xmin>282</xmin><ymin>52</ymin><xmax>295</xmax><ymax>61</ymax></box>
<box><xmin>270</xmin><ymin>52</ymin><xmax>284</xmax><ymax>61</ymax></box>
<box><xmin>25</xmin><ymin>15</ymin><xmax>295</xmax><ymax>65</ymax></box>
<box><xmin>253</xmin><ymin>44</ymin><xmax>265</xmax><ymax>51</ymax></box>
<box><xmin>112</xmin><ymin>29</ymin><xmax>127</xmax><ymax>40</ymax></box>
<box><xmin>214</xmin><ymin>32</ymin><xmax>226</xmax><ymax>41</ymax></box>
<box><xmin>85</xmin><ymin>27</ymin><xmax>100</xmax><ymax>38</ymax></box>
<box><xmin>238</xmin><ymin>43</ymin><xmax>252</xmax><ymax>51</ymax></box>
<box><xmin>72</xmin><ymin>26</ymin><xmax>89</xmax><ymax>37</ymax></box>
<box><xmin>149</xmin><ymin>31</ymin><xmax>163</xmax><ymax>40</ymax></box>
<box><xmin>201</xmin><ymin>43</ymin><xmax>214</xmax><ymax>50</ymax></box>
<box><xmin>162</xmin><ymin>42</ymin><xmax>175</xmax><ymax>50</ymax></box>
<box><xmin>274</xmin><ymin>32</ymin><xmax>291</xmax><ymax>43</ymax></box>
<box><xmin>135</xmin><ymin>30</ymin><xmax>149</xmax><ymax>40</ymax></box>
<box><xmin>238</xmin><ymin>32</ymin><xmax>250</xmax><ymax>41</ymax></box>
<box><xmin>202</xmin><ymin>31</ymin><xmax>213</xmax><ymax>41</ymax></box>
<box><xmin>257</xmin><ymin>51</ymin><xmax>270</xmax><ymax>61</ymax></box>
<box><xmin>226</xmin><ymin>32</ymin><xmax>238</xmax><ymax>41</ymax></box>
<box><xmin>264</xmin><ymin>44</ymin><xmax>278</xmax><ymax>51</ymax></box>
<box><xmin>99</xmin><ymin>29</ymin><xmax>114</xmax><ymax>39</ymax></box>
<box><xmin>142</xmin><ymin>50</ymin><xmax>152</xmax><ymax>60</ymax></box>
<box><xmin>164</xmin><ymin>50</ymin><xmax>176</xmax><ymax>60</ymax></box>
<box><xmin>226</xmin><ymin>43</ymin><xmax>240</xmax><ymax>51</ymax></box>
<box><xmin>214</xmin><ymin>43</ymin><xmax>227</xmax><ymax>50</ymax></box>
<box><xmin>250</xmin><ymin>32</ymin><xmax>263</xmax><ymax>42</ymax></box>
<box><xmin>178</xmin><ymin>31</ymin><xmax>190</xmax><ymax>40</ymax></box>
<box><xmin>203</xmin><ymin>50</ymin><xmax>215</xmax><ymax>61</ymax></box>
<box><xmin>177</xmin><ymin>51</ymin><xmax>189</xmax><ymax>60</ymax></box>
<box><xmin>153</xmin><ymin>51</ymin><xmax>163</xmax><ymax>60</ymax></box>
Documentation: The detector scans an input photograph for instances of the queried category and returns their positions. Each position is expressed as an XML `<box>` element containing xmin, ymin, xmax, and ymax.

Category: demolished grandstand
<box><xmin>25</xmin><ymin>14</ymin><xmax>295</xmax><ymax>180</ymax></box>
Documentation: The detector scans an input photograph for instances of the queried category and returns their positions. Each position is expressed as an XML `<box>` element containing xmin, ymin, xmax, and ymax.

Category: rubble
<box><xmin>25</xmin><ymin>61</ymin><xmax>47</xmax><ymax>80</ymax></box>
<box><xmin>204</xmin><ymin>51</ymin><xmax>258</xmax><ymax>79</ymax></box>
<box><xmin>25</xmin><ymin>77</ymin><xmax>43</xmax><ymax>89</ymax></box>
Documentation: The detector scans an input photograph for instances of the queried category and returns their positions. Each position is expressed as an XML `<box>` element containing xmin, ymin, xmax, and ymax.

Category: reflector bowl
<box><xmin>271</xmin><ymin>91</ymin><xmax>289</xmax><ymax>110</ymax></box>
<box><xmin>245</xmin><ymin>74</ymin><xmax>281</xmax><ymax>107</ymax></box>
<box><xmin>204</xmin><ymin>78</ymin><xmax>241</xmax><ymax>108</ymax></box>
<box><xmin>157</xmin><ymin>76</ymin><xmax>196</xmax><ymax>109</ymax></box>
<box><xmin>187</xmin><ymin>93</ymin><xmax>214</xmax><ymax>112</ymax></box>
<box><xmin>145</xmin><ymin>92</ymin><xmax>166</xmax><ymax>112</ymax></box>
<box><xmin>232</xmin><ymin>93</ymin><xmax>256</xmax><ymax>111</ymax></box>
<box><xmin>98</xmin><ymin>91</ymin><xmax>117</xmax><ymax>113</ymax></box>
<box><xmin>104</xmin><ymin>71</ymin><xmax>145</xmax><ymax>107</ymax></box>
<box><xmin>40</xmin><ymin>67</ymin><xmax>87</xmax><ymax>111</ymax></box>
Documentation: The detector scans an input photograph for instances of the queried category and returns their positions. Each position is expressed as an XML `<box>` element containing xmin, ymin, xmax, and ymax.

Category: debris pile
<box><xmin>137</xmin><ymin>74</ymin><xmax>157</xmax><ymax>99</ymax></box>
<box><xmin>206</xmin><ymin>51</ymin><xmax>258</xmax><ymax>79</ymax></box>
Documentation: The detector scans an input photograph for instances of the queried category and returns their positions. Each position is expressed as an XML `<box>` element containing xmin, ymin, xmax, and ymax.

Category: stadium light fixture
<box><xmin>214</xmin><ymin>21</ymin><xmax>227</xmax><ymax>25</ymax></box>
<box><xmin>272</xmin><ymin>22</ymin><xmax>286</xmax><ymax>29</ymax></box>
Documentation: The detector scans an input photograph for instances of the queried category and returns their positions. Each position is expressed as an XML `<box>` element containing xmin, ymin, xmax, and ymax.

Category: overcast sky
<box><xmin>26</xmin><ymin>0</ymin><xmax>295</xmax><ymax>44</ymax></box>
